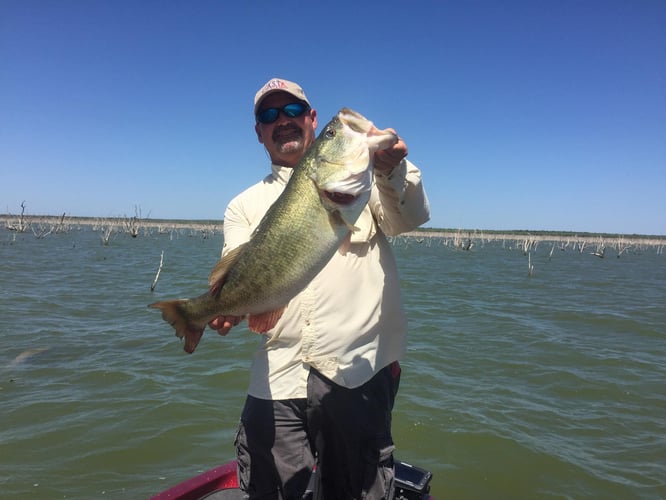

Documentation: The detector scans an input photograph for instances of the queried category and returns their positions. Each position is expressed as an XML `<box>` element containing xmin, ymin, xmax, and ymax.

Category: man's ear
<box><xmin>310</xmin><ymin>109</ymin><xmax>317</xmax><ymax>130</ymax></box>
<box><xmin>255</xmin><ymin>123</ymin><xmax>264</xmax><ymax>144</ymax></box>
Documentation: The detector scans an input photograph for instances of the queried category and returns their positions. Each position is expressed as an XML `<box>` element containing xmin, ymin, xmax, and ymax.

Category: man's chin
<box><xmin>277</xmin><ymin>140</ymin><xmax>303</xmax><ymax>155</ymax></box>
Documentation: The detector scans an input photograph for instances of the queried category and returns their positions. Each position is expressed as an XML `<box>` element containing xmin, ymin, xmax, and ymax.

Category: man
<box><xmin>209</xmin><ymin>78</ymin><xmax>430</xmax><ymax>499</ymax></box>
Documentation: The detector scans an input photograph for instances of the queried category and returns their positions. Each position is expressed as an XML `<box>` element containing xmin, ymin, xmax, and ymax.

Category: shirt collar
<box><xmin>270</xmin><ymin>163</ymin><xmax>294</xmax><ymax>185</ymax></box>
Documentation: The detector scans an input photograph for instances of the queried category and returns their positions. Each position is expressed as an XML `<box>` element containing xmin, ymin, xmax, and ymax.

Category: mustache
<box><xmin>272</xmin><ymin>123</ymin><xmax>303</xmax><ymax>142</ymax></box>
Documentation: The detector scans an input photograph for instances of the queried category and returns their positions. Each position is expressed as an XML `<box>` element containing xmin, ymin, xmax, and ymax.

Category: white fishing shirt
<box><xmin>222</xmin><ymin>159</ymin><xmax>430</xmax><ymax>400</ymax></box>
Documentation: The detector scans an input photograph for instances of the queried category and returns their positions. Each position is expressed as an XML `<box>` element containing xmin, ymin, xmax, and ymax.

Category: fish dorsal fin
<box><xmin>208</xmin><ymin>243</ymin><xmax>247</xmax><ymax>294</ymax></box>
<box><xmin>247</xmin><ymin>306</ymin><xmax>287</xmax><ymax>334</ymax></box>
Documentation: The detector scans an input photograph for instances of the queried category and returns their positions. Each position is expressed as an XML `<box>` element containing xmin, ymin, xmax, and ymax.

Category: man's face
<box><xmin>255</xmin><ymin>92</ymin><xmax>317</xmax><ymax>168</ymax></box>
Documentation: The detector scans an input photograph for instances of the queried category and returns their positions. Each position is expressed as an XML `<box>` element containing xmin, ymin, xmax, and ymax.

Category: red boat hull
<box><xmin>151</xmin><ymin>461</ymin><xmax>238</xmax><ymax>500</ymax></box>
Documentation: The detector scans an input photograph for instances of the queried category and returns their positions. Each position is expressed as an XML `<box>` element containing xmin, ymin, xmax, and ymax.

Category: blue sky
<box><xmin>2</xmin><ymin>1</ymin><xmax>664</xmax><ymax>235</ymax></box>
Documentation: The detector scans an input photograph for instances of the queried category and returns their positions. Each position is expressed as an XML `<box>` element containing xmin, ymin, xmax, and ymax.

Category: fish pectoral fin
<box><xmin>331</xmin><ymin>209</ymin><xmax>360</xmax><ymax>232</ymax></box>
<box><xmin>338</xmin><ymin>232</ymin><xmax>353</xmax><ymax>255</ymax></box>
<box><xmin>149</xmin><ymin>299</ymin><xmax>205</xmax><ymax>354</ymax></box>
<box><xmin>247</xmin><ymin>306</ymin><xmax>287</xmax><ymax>334</ymax></box>
<box><xmin>208</xmin><ymin>243</ymin><xmax>247</xmax><ymax>294</ymax></box>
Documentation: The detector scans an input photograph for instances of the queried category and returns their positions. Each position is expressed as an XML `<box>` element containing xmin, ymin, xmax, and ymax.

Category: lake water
<box><xmin>1</xmin><ymin>225</ymin><xmax>665</xmax><ymax>499</ymax></box>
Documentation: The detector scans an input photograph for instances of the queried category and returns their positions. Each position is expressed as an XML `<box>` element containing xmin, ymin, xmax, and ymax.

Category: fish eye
<box><xmin>325</xmin><ymin>128</ymin><xmax>336</xmax><ymax>139</ymax></box>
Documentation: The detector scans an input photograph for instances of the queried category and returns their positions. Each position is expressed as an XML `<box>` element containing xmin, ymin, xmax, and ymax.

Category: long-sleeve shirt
<box><xmin>222</xmin><ymin>158</ymin><xmax>430</xmax><ymax>400</ymax></box>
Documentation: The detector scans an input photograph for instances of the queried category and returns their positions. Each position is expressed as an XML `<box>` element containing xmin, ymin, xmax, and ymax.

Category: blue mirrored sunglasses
<box><xmin>256</xmin><ymin>102</ymin><xmax>309</xmax><ymax>124</ymax></box>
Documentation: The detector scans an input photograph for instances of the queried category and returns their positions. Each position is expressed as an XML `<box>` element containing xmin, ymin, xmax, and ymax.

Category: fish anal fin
<box><xmin>208</xmin><ymin>243</ymin><xmax>247</xmax><ymax>295</ymax></box>
<box><xmin>247</xmin><ymin>307</ymin><xmax>286</xmax><ymax>334</ymax></box>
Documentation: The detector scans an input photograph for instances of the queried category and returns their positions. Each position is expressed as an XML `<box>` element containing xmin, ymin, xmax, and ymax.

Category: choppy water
<box><xmin>1</xmin><ymin>226</ymin><xmax>665</xmax><ymax>499</ymax></box>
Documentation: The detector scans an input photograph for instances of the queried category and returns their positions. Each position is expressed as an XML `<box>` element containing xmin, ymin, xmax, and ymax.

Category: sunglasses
<box><xmin>256</xmin><ymin>102</ymin><xmax>310</xmax><ymax>124</ymax></box>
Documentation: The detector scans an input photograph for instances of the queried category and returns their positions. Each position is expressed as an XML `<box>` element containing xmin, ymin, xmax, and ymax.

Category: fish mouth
<box><xmin>338</xmin><ymin>108</ymin><xmax>398</xmax><ymax>151</ymax></box>
<box><xmin>323</xmin><ymin>191</ymin><xmax>358</xmax><ymax>205</ymax></box>
<box><xmin>339</xmin><ymin>108</ymin><xmax>373</xmax><ymax>134</ymax></box>
<box><xmin>318</xmin><ymin>168</ymin><xmax>372</xmax><ymax>206</ymax></box>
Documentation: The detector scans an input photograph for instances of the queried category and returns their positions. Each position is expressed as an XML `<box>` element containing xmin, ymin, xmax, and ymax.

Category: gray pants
<box><xmin>235</xmin><ymin>362</ymin><xmax>401</xmax><ymax>499</ymax></box>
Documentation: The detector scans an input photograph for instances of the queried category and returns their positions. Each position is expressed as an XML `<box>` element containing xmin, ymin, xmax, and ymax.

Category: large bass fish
<box><xmin>150</xmin><ymin>108</ymin><xmax>397</xmax><ymax>353</ymax></box>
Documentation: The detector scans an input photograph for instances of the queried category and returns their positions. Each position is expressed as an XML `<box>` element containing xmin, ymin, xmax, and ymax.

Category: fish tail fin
<box><xmin>149</xmin><ymin>300</ymin><xmax>205</xmax><ymax>354</ymax></box>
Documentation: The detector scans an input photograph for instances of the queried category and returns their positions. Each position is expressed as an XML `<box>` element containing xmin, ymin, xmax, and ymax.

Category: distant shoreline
<box><xmin>1</xmin><ymin>214</ymin><xmax>664</xmax><ymax>246</ymax></box>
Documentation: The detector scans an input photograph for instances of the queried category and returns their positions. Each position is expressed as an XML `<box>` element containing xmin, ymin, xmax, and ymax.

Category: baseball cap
<box><xmin>253</xmin><ymin>78</ymin><xmax>311</xmax><ymax>115</ymax></box>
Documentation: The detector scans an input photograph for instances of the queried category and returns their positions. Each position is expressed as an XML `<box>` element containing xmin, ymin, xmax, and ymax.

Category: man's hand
<box><xmin>208</xmin><ymin>315</ymin><xmax>242</xmax><ymax>336</ymax></box>
<box><xmin>374</xmin><ymin>129</ymin><xmax>408</xmax><ymax>174</ymax></box>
